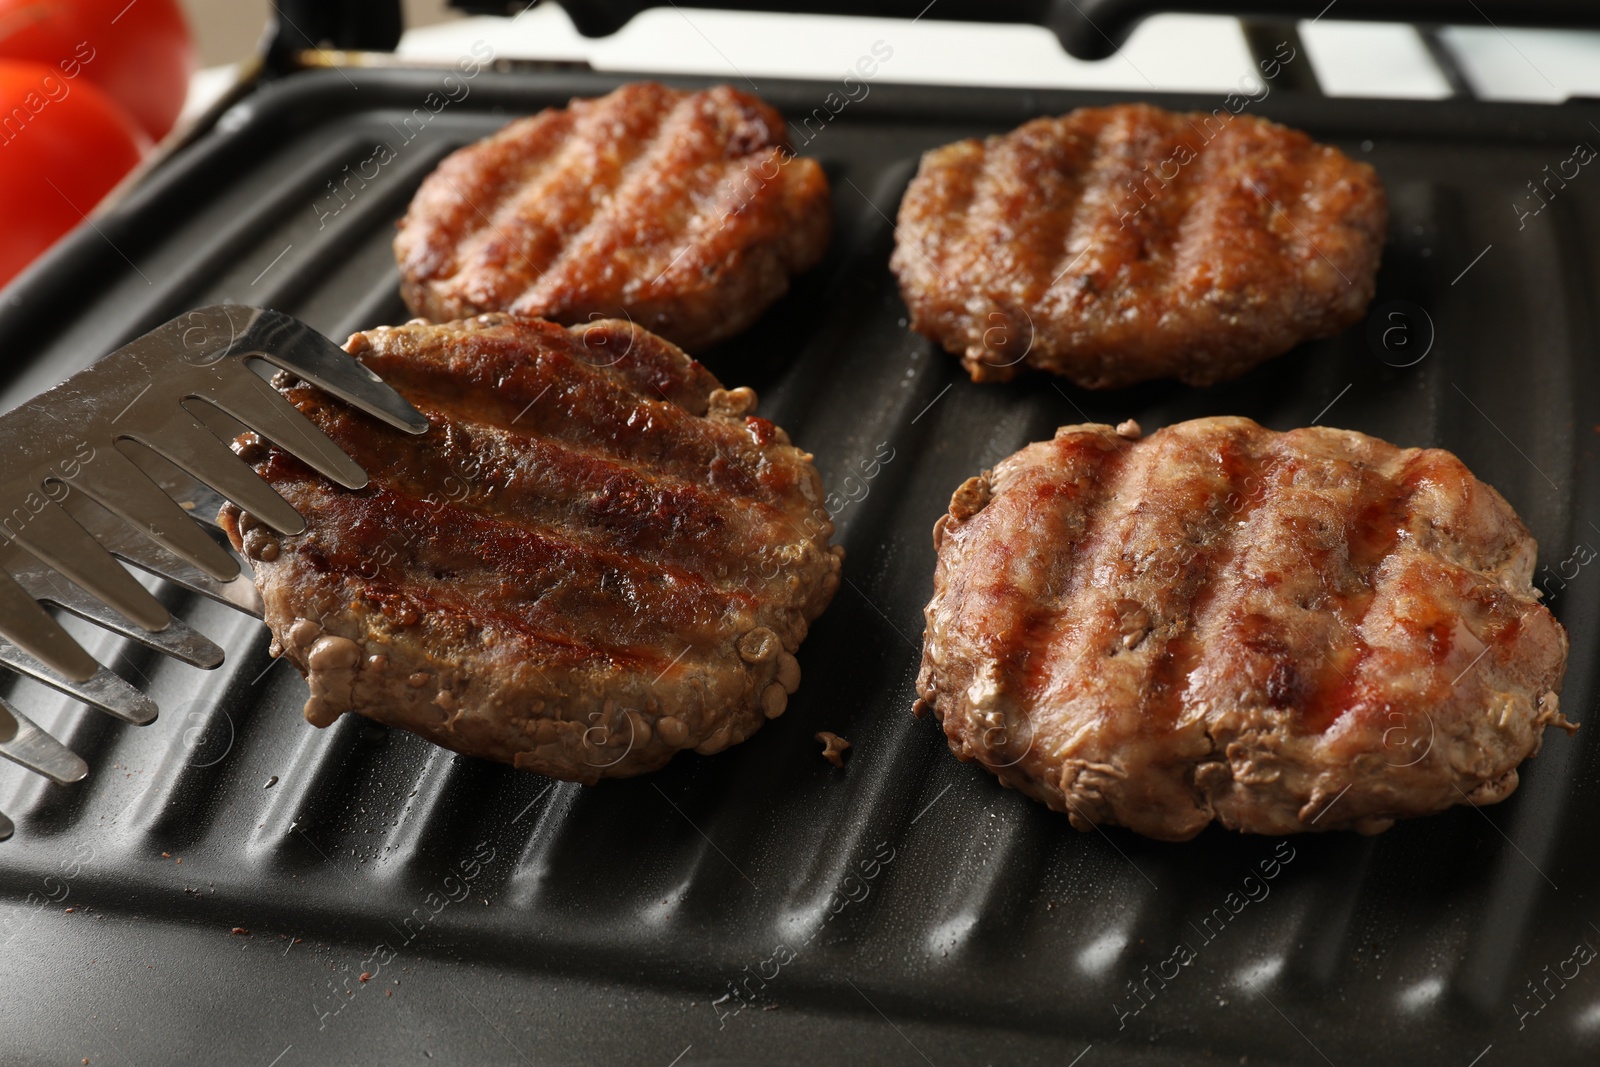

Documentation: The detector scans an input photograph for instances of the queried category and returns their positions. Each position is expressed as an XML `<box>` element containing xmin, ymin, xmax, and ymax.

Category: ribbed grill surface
<box><xmin>0</xmin><ymin>70</ymin><xmax>1596</xmax><ymax>1066</ymax></box>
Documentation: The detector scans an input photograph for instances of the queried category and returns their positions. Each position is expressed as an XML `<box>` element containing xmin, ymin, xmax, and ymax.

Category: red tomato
<box><xmin>0</xmin><ymin>59</ymin><xmax>146</xmax><ymax>287</ymax></box>
<box><xmin>0</xmin><ymin>0</ymin><xmax>194</xmax><ymax>141</ymax></box>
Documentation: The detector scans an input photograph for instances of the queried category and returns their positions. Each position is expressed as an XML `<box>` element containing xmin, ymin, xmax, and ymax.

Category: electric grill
<box><xmin>2</xmin><ymin>3</ymin><xmax>1598</xmax><ymax>1063</ymax></box>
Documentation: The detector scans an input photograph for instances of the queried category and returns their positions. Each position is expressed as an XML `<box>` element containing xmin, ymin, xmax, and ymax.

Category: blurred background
<box><xmin>184</xmin><ymin>0</ymin><xmax>458</xmax><ymax>64</ymax></box>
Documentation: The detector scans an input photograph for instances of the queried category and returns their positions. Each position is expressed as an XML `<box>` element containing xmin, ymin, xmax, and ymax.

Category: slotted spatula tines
<box><xmin>0</xmin><ymin>306</ymin><xmax>429</xmax><ymax>840</ymax></box>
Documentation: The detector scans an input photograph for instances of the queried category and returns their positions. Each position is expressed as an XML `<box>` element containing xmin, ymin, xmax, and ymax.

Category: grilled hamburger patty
<box><xmin>891</xmin><ymin>104</ymin><xmax>1386</xmax><ymax>388</ymax></box>
<box><xmin>395</xmin><ymin>82</ymin><xmax>832</xmax><ymax>353</ymax></box>
<box><xmin>915</xmin><ymin>417</ymin><xmax>1571</xmax><ymax>840</ymax></box>
<box><xmin>220</xmin><ymin>315</ymin><xmax>842</xmax><ymax>782</ymax></box>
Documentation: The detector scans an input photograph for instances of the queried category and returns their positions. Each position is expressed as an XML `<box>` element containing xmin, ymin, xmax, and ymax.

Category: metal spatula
<box><xmin>0</xmin><ymin>306</ymin><xmax>429</xmax><ymax>839</ymax></box>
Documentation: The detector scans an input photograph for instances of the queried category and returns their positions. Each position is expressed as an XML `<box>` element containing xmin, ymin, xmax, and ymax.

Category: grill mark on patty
<box><xmin>1010</xmin><ymin>424</ymin><xmax>1445</xmax><ymax>737</ymax></box>
<box><xmin>1035</xmin><ymin>439</ymin><xmax>1153</xmax><ymax>702</ymax></box>
<box><xmin>454</xmin><ymin>85</ymin><xmax>678</xmax><ymax>302</ymax></box>
<box><xmin>274</xmin><ymin>385</ymin><xmax>803</xmax><ymax>595</ymax></box>
<box><xmin>948</xmin><ymin>111</ymin><xmax>1210</xmax><ymax>315</ymax></box>
<box><xmin>1298</xmin><ymin>451</ymin><xmax>1501</xmax><ymax>734</ymax></box>
<box><xmin>516</xmin><ymin>88</ymin><xmax>722</xmax><ymax>308</ymax></box>
<box><xmin>997</xmin><ymin>431</ymin><xmax>1129</xmax><ymax>705</ymax></box>
<box><xmin>378</xmin><ymin>316</ymin><xmax>723</xmax><ymax>415</ymax></box>
<box><xmin>1029</xmin><ymin>123</ymin><xmax>1097</xmax><ymax>302</ymax></box>
<box><xmin>1065</xmin><ymin>112</ymin><xmax>1167</xmax><ymax>295</ymax></box>
<box><xmin>433</xmin><ymin>112</ymin><xmax>578</xmax><ymax>283</ymax></box>
<box><xmin>402</xmin><ymin>112</ymin><xmax>581</xmax><ymax>284</ymax></box>
<box><xmin>398</xmin><ymin>83</ymin><xmax>829</xmax><ymax>352</ymax></box>
<box><xmin>520</xmin><ymin>93</ymin><xmax>785</xmax><ymax>313</ymax></box>
<box><xmin>334</xmin><ymin>571</ymin><xmax>673</xmax><ymax>676</ymax></box>
<box><xmin>251</xmin><ymin>316</ymin><xmax>819</xmax><ymax>660</ymax></box>
<box><xmin>905</xmin><ymin>142</ymin><xmax>980</xmax><ymax>302</ymax></box>
<box><xmin>1129</xmin><ymin>429</ymin><xmax>1279</xmax><ymax>733</ymax></box>
<box><xmin>1288</xmin><ymin>449</ymin><xmax>1423</xmax><ymax>732</ymax></box>
<box><xmin>284</xmin><ymin>479</ymin><xmax>756</xmax><ymax>652</ymax></box>
<box><xmin>355</xmin><ymin>331</ymin><xmax>783</xmax><ymax>503</ymax></box>
<box><xmin>1062</xmin><ymin>433</ymin><xmax>1439</xmax><ymax>736</ymax></box>
<box><xmin>929</xmin><ymin>120</ymin><xmax>1103</xmax><ymax>350</ymax></box>
<box><xmin>1182</xmin><ymin>444</ymin><xmax>1344</xmax><ymax>733</ymax></box>
<box><xmin>1136</xmin><ymin>433</ymin><xmax>1413</xmax><ymax>735</ymax></box>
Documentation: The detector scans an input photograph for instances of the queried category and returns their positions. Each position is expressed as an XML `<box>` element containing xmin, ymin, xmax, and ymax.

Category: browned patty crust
<box><xmin>915</xmin><ymin>417</ymin><xmax>1571</xmax><ymax>840</ymax></box>
<box><xmin>221</xmin><ymin>315</ymin><xmax>842</xmax><ymax>782</ymax></box>
<box><xmin>395</xmin><ymin>82</ymin><xmax>832</xmax><ymax>352</ymax></box>
<box><xmin>891</xmin><ymin>103</ymin><xmax>1387</xmax><ymax>388</ymax></box>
